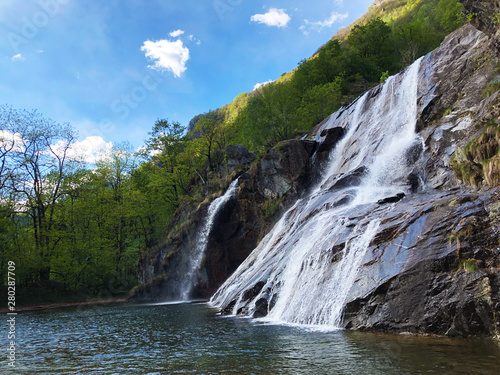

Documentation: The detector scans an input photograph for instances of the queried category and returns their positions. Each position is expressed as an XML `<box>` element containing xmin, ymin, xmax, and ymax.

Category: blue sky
<box><xmin>0</xmin><ymin>0</ymin><xmax>373</xmax><ymax>157</ymax></box>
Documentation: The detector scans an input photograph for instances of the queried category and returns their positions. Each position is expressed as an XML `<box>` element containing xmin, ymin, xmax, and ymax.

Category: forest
<box><xmin>0</xmin><ymin>0</ymin><xmax>466</xmax><ymax>304</ymax></box>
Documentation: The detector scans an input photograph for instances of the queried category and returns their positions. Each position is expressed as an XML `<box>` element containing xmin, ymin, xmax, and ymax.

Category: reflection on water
<box><xmin>2</xmin><ymin>302</ymin><xmax>499</xmax><ymax>374</ymax></box>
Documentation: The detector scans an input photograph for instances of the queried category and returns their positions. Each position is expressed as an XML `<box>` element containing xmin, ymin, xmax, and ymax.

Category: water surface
<box><xmin>3</xmin><ymin>302</ymin><xmax>499</xmax><ymax>374</ymax></box>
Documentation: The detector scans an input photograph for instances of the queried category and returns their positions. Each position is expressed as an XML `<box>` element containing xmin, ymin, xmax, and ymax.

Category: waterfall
<box><xmin>179</xmin><ymin>178</ymin><xmax>240</xmax><ymax>301</ymax></box>
<box><xmin>210</xmin><ymin>57</ymin><xmax>424</xmax><ymax>328</ymax></box>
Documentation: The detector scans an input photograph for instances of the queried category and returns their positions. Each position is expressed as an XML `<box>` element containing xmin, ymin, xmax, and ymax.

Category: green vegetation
<box><xmin>451</xmin><ymin>120</ymin><xmax>500</xmax><ymax>187</ymax></box>
<box><xmin>0</xmin><ymin>0</ymin><xmax>468</xmax><ymax>303</ymax></box>
<box><xmin>0</xmin><ymin>108</ymin><xmax>147</xmax><ymax>303</ymax></box>
<box><xmin>459</xmin><ymin>259</ymin><xmax>480</xmax><ymax>273</ymax></box>
<box><xmin>0</xmin><ymin>106</ymin><xmax>241</xmax><ymax>304</ymax></box>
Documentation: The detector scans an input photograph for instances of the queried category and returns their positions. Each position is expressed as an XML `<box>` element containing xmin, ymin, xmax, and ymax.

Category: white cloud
<box><xmin>169</xmin><ymin>29</ymin><xmax>185</xmax><ymax>38</ymax></box>
<box><xmin>60</xmin><ymin>136</ymin><xmax>114</xmax><ymax>164</ymax></box>
<box><xmin>300</xmin><ymin>11</ymin><xmax>348</xmax><ymax>34</ymax></box>
<box><xmin>253</xmin><ymin>80</ymin><xmax>273</xmax><ymax>91</ymax></box>
<box><xmin>251</xmin><ymin>8</ymin><xmax>291</xmax><ymax>28</ymax></box>
<box><xmin>1</xmin><ymin>130</ymin><xmax>112</xmax><ymax>165</ymax></box>
<box><xmin>11</xmin><ymin>53</ymin><xmax>24</xmax><ymax>61</ymax></box>
<box><xmin>188</xmin><ymin>35</ymin><xmax>201</xmax><ymax>45</ymax></box>
<box><xmin>141</xmin><ymin>39</ymin><xmax>190</xmax><ymax>77</ymax></box>
<box><xmin>0</xmin><ymin>130</ymin><xmax>24</xmax><ymax>152</ymax></box>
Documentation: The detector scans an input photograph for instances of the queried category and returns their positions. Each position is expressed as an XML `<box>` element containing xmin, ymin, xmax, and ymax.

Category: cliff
<box><xmin>211</xmin><ymin>22</ymin><xmax>499</xmax><ymax>337</ymax></box>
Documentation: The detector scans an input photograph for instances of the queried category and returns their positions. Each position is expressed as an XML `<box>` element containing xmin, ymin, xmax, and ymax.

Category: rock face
<box><xmin>224</xmin><ymin>145</ymin><xmax>256</xmax><ymax>173</ymax></box>
<box><xmin>342</xmin><ymin>189</ymin><xmax>500</xmax><ymax>337</ymax></box>
<box><xmin>461</xmin><ymin>0</ymin><xmax>500</xmax><ymax>49</ymax></box>
<box><xmin>341</xmin><ymin>16</ymin><xmax>500</xmax><ymax>337</ymax></box>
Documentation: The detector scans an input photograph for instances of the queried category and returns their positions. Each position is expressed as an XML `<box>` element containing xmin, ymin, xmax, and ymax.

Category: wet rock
<box><xmin>343</xmin><ymin>189</ymin><xmax>500</xmax><ymax>337</ymax></box>
<box><xmin>331</xmin><ymin>243</ymin><xmax>346</xmax><ymax>263</ymax></box>
<box><xmin>222</xmin><ymin>299</ymin><xmax>236</xmax><ymax>315</ymax></box>
<box><xmin>242</xmin><ymin>281</ymin><xmax>266</xmax><ymax>302</ymax></box>
<box><xmin>344</xmin><ymin>259</ymin><xmax>498</xmax><ymax>337</ymax></box>
<box><xmin>300</xmin><ymin>140</ymin><xmax>318</xmax><ymax>156</ymax></box>
<box><xmin>328</xmin><ymin>166</ymin><xmax>367</xmax><ymax>191</ymax></box>
<box><xmin>377</xmin><ymin>193</ymin><xmax>405</xmax><ymax>205</ymax></box>
<box><xmin>407</xmin><ymin>172</ymin><xmax>420</xmax><ymax>192</ymax></box>
<box><xmin>253</xmin><ymin>298</ymin><xmax>269</xmax><ymax>318</ymax></box>
<box><xmin>404</xmin><ymin>141</ymin><xmax>423</xmax><ymax>166</ymax></box>
<box><xmin>317</xmin><ymin>127</ymin><xmax>345</xmax><ymax>154</ymax></box>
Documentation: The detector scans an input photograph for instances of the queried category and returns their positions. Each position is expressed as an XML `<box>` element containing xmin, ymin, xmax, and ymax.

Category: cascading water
<box><xmin>179</xmin><ymin>178</ymin><xmax>240</xmax><ymax>301</ymax></box>
<box><xmin>210</xmin><ymin>57</ymin><xmax>424</xmax><ymax>328</ymax></box>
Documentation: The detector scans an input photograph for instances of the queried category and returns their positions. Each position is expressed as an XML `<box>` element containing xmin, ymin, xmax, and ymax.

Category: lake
<box><xmin>3</xmin><ymin>302</ymin><xmax>500</xmax><ymax>374</ymax></box>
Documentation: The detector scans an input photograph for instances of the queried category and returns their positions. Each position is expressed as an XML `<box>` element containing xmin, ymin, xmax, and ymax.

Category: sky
<box><xmin>0</xmin><ymin>0</ymin><xmax>374</xmax><ymax>159</ymax></box>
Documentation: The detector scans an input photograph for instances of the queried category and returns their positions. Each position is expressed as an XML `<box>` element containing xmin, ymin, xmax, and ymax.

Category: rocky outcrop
<box><xmin>460</xmin><ymin>0</ymin><xmax>500</xmax><ymax>50</ymax></box>
<box><xmin>342</xmin><ymin>189</ymin><xmax>500</xmax><ymax>337</ymax></box>
<box><xmin>224</xmin><ymin>145</ymin><xmax>256</xmax><ymax>173</ymax></box>
<box><xmin>340</xmin><ymin>10</ymin><xmax>500</xmax><ymax>338</ymax></box>
<box><xmin>211</xmin><ymin>15</ymin><xmax>500</xmax><ymax>338</ymax></box>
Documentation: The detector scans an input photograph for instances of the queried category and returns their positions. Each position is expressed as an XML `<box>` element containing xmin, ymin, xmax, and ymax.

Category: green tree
<box><xmin>246</xmin><ymin>82</ymin><xmax>299</xmax><ymax>147</ymax></box>
<box><xmin>435</xmin><ymin>0</ymin><xmax>465</xmax><ymax>32</ymax></box>
<box><xmin>296</xmin><ymin>77</ymin><xmax>344</xmax><ymax>129</ymax></box>
<box><xmin>347</xmin><ymin>18</ymin><xmax>398</xmax><ymax>72</ymax></box>
<box><xmin>0</xmin><ymin>107</ymin><xmax>77</xmax><ymax>283</ymax></box>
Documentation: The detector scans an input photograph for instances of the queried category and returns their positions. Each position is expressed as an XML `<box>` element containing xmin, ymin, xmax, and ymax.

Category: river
<box><xmin>2</xmin><ymin>302</ymin><xmax>499</xmax><ymax>374</ymax></box>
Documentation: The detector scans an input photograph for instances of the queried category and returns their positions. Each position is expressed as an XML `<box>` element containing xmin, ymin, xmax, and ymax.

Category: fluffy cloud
<box><xmin>300</xmin><ymin>11</ymin><xmax>348</xmax><ymax>34</ymax></box>
<box><xmin>53</xmin><ymin>136</ymin><xmax>113</xmax><ymax>164</ymax></box>
<box><xmin>11</xmin><ymin>53</ymin><xmax>24</xmax><ymax>61</ymax></box>
<box><xmin>251</xmin><ymin>8</ymin><xmax>291</xmax><ymax>28</ymax></box>
<box><xmin>169</xmin><ymin>29</ymin><xmax>185</xmax><ymax>38</ymax></box>
<box><xmin>141</xmin><ymin>39</ymin><xmax>190</xmax><ymax>77</ymax></box>
<box><xmin>0</xmin><ymin>130</ymin><xmax>24</xmax><ymax>152</ymax></box>
<box><xmin>253</xmin><ymin>80</ymin><xmax>273</xmax><ymax>91</ymax></box>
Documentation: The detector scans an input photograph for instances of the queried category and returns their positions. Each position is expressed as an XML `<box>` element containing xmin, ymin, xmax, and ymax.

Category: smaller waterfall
<box><xmin>180</xmin><ymin>178</ymin><xmax>240</xmax><ymax>300</ymax></box>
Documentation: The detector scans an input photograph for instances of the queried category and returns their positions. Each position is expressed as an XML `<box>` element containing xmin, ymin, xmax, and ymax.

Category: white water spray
<box><xmin>211</xmin><ymin>58</ymin><xmax>423</xmax><ymax>328</ymax></box>
<box><xmin>180</xmin><ymin>178</ymin><xmax>240</xmax><ymax>300</ymax></box>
